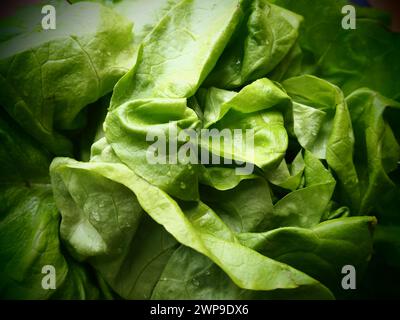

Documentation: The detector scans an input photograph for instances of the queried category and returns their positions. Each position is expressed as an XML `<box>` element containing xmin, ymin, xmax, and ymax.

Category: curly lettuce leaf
<box><xmin>0</xmin><ymin>184</ymin><xmax>103</xmax><ymax>299</ymax></box>
<box><xmin>273</xmin><ymin>0</ymin><xmax>400</xmax><ymax>99</ymax></box>
<box><xmin>205</xmin><ymin>0</ymin><xmax>302</xmax><ymax>89</ymax></box>
<box><xmin>346</xmin><ymin>89</ymin><xmax>400</xmax><ymax>215</ymax></box>
<box><xmin>50</xmin><ymin>138</ymin><xmax>333</xmax><ymax>299</ymax></box>
<box><xmin>105</xmin><ymin>0</ymin><xmax>250</xmax><ymax>200</ymax></box>
<box><xmin>152</xmin><ymin>216</ymin><xmax>375</xmax><ymax>299</ymax></box>
<box><xmin>283</xmin><ymin>75</ymin><xmax>360</xmax><ymax>212</ymax></box>
<box><xmin>0</xmin><ymin>1</ymin><xmax>134</xmax><ymax>155</ymax></box>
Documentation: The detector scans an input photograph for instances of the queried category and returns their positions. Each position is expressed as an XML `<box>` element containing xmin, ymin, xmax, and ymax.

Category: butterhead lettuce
<box><xmin>0</xmin><ymin>0</ymin><xmax>399</xmax><ymax>300</ymax></box>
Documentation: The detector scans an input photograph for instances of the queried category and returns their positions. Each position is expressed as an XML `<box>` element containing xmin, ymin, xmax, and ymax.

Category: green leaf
<box><xmin>0</xmin><ymin>110</ymin><xmax>107</xmax><ymax>299</ymax></box>
<box><xmin>200</xmin><ymin>178</ymin><xmax>273</xmax><ymax>233</ymax></box>
<box><xmin>261</xmin><ymin>151</ymin><xmax>335</xmax><ymax>230</ymax></box>
<box><xmin>273</xmin><ymin>0</ymin><xmax>400</xmax><ymax>99</ymax></box>
<box><xmin>283</xmin><ymin>75</ymin><xmax>360</xmax><ymax>212</ymax></box>
<box><xmin>71</xmin><ymin>0</ymin><xmax>181</xmax><ymax>49</ymax></box>
<box><xmin>0</xmin><ymin>108</ymin><xmax>51</xmax><ymax>184</ymax></box>
<box><xmin>199</xmin><ymin>165</ymin><xmax>256</xmax><ymax>191</ymax></box>
<box><xmin>0</xmin><ymin>1</ymin><xmax>134</xmax><ymax>154</ymax></box>
<box><xmin>199</xmin><ymin>78</ymin><xmax>289</xmax><ymax>171</ymax></box>
<box><xmin>153</xmin><ymin>216</ymin><xmax>374</xmax><ymax>299</ymax></box>
<box><xmin>346</xmin><ymin>89</ymin><xmax>400</xmax><ymax>214</ymax></box>
<box><xmin>0</xmin><ymin>184</ymin><xmax>100</xmax><ymax>300</ymax></box>
<box><xmin>51</xmin><ymin>258</ymin><xmax>102</xmax><ymax>300</ymax></box>
<box><xmin>0</xmin><ymin>185</ymin><xmax>67</xmax><ymax>299</ymax></box>
<box><xmin>51</xmin><ymin>141</ymin><xmax>333</xmax><ymax>298</ymax></box>
<box><xmin>105</xmin><ymin>0</ymin><xmax>249</xmax><ymax>200</ymax></box>
<box><xmin>239</xmin><ymin>216</ymin><xmax>376</xmax><ymax>297</ymax></box>
<box><xmin>205</xmin><ymin>0</ymin><xmax>302</xmax><ymax>89</ymax></box>
<box><xmin>264</xmin><ymin>150</ymin><xmax>304</xmax><ymax>190</ymax></box>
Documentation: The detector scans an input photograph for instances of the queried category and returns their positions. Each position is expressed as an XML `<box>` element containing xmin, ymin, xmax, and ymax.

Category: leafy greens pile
<box><xmin>1</xmin><ymin>0</ymin><xmax>399</xmax><ymax>299</ymax></box>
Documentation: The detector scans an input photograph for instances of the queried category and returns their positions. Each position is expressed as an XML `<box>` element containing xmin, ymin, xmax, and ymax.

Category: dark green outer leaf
<box><xmin>0</xmin><ymin>1</ymin><xmax>134</xmax><ymax>155</ymax></box>
<box><xmin>153</xmin><ymin>216</ymin><xmax>375</xmax><ymax>299</ymax></box>
<box><xmin>274</xmin><ymin>0</ymin><xmax>400</xmax><ymax>99</ymax></box>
